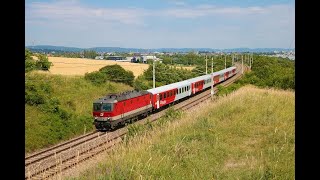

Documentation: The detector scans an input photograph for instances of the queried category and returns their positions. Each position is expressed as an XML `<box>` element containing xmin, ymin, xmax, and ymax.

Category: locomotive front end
<box><xmin>93</xmin><ymin>97</ymin><xmax>117</xmax><ymax>131</ymax></box>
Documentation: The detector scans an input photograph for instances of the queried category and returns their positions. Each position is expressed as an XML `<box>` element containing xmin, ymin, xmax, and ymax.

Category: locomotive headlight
<box><xmin>100</xmin><ymin>113</ymin><xmax>104</xmax><ymax>116</ymax></box>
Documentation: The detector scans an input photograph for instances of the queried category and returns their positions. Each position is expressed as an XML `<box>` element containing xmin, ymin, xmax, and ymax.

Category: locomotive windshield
<box><xmin>93</xmin><ymin>103</ymin><xmax>113</xmax><ymax>112</ymax></box>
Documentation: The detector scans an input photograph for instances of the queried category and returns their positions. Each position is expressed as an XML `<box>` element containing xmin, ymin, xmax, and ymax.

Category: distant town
<box><xmin>26</xmin><ymin>45</ymin><xmax>295</xmax><ymax>62</ymax></box>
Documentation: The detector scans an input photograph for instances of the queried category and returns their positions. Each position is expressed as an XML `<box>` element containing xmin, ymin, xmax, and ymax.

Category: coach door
<box><xmin>156</xmin><ymin>94</ymin><xmax>160</xmax><ymax>109</ymax></box>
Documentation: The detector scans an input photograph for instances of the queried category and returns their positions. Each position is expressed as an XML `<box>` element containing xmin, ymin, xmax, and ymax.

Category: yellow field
<box><xmin>44</xmin><ymin>57</ymin><xmax>149</xmax><ymax>78</ymax></box>
<box><xmin>36</xmin><ymin>57</ymin><xmax>194</xmax><ymax>78</ymax></box>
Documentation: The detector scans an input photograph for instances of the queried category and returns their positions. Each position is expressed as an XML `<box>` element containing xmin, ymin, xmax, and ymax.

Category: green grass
<box><xmin>25</xmin><ymin>72</ymin><xmax>133</xmax><ymax>153</ymax></box>
<box><xmin>71</xmin><ymin>85</ymin><xmax>294</xmax><ymax>180</ymax></box>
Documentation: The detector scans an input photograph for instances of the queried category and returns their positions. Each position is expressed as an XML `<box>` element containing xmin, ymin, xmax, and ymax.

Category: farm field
<box><xmin>35</xmin><ymin>57</ymin><xmax>195</xmax><ymax>78</ymax></box>
<box><xmin>45</xmin><ymin>57</ymin><xmax>149</xmax><ymax>77</ymax></box>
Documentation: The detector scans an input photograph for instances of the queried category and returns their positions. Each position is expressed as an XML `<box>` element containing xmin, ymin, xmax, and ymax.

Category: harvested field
<box><xmin>45</xmin><ymin>57</ymin><xmax>149</xmax><ymax>78</ymax></box>
<box><xmin>33</xmin><ymin>56</ymin><xmax>195</xmax><ymax>78</ymax></box>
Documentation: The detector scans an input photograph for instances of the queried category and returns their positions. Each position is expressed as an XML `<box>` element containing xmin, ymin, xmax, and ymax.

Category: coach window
<box><xmin>131</xmin><ymin>100</ymin><xmax>133</xmax><ymax>104</ymax></box>
<box><xmin>170</xmin><ymin>91</ymin><xmax>172</xmax><ymax>96</ymax></box>
<box><xmin>124</xmin><ymin>102</ymin><xmax>126</xmax><ymax>106</ymax></box>
<box><xmin>160</xmin><ymin>94</ymin><xmax>162</xmax><ymax>100</ymax></box>
<box><xmin>164</xmin><ymin>93</ymin><xmax>167</xmax><ymax>98</ymax></box>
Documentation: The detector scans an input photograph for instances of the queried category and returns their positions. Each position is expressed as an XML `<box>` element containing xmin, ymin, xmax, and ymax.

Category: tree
<box><xmin>99</xmin><ymin>64</ymin><xmax>135</xmax><ymax>86</ymax></box>
<box><xmin>25</xmin><ymin>49</ymin><xmax>36</xmax><ymax>72</ymax></box>
<box><xmin>83</xmin><ymin>50</ymin><xmax>98</xmax><ymax>59</ymax></box>
<box><xmin>36</xmin><ymin>54</ymin><xmax>53</xmax><ymax>71</ymax></box>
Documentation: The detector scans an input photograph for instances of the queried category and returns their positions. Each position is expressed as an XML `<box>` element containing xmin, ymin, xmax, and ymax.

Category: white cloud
<box><xmin>161</xmin><ymin>5</ymin><xmax>271</xmax><ymax>18</ymax></box>
<box><xmin>26</xmin><ymin>1</ymin><xmax>147</xmax><ymax>26</ymax></box>
<box><xmin>168</xmin><ymin>0</ymin><xmax>187</xmax><ymax>6</ymax></box>
<box><xmin>25</xmin><ymin>1</ymin><xmax>294</xmax><ymax>48</ymax></box>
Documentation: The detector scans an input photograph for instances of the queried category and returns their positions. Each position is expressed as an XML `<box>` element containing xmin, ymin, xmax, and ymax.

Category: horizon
<box><xmin>26</xmin><ymin>44</ymin><xmax>295</xmax><ymax>50</ymax></box>
<box><xmin>25</xmin><ymin>0</ymin><xmax>295</xmax><ymax>49</ymax></box>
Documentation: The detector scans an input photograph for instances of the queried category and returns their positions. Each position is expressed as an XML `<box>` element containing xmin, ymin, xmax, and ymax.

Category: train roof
<box><xmin>147</xmin><ymin>80</ymin><xmax>190</xmax><ymax>94</ymax></box>
<box><xmin>188</xmin><ymin>66</ymin><xmax>237</xmax><ymax>82</ymax></box>
<box><xmin>212</xmin><ymin>66</ymin><xmax>236</xmax><ymax>76</ymax></box>
<box><xmin>93</xmin><ymin>90</ymin><xmax>150</xmax><ymax>103</ymax></box>
<box><xmin>188</xmin><ymin>74</ymin><xmax>212</xmax><ymax>83</ymax></box>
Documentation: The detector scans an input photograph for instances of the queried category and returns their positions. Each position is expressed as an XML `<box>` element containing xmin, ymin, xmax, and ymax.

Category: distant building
<box><xmin>95</xmin><ymin>56</ymin><xmax>104</xmax><ymax>60</ymax></box>
<box><xmin>141</xmin><ymin>55</ymin><xmax>158</xmax><ymax>63</ymax></box>
<box><xmin>105</xmin><ymin>56</ymin><xmax>126</xmax><ymax>61</ymax></box>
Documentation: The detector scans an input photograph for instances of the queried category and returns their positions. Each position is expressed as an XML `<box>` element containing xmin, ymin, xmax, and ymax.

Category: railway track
<box><xmin>25</xmin><ymin>63</ymin><xmax>248</xmax><ymax>180</ymax></box>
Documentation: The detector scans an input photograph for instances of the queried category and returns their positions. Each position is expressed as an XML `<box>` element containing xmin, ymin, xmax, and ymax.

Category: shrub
<box><xmin>36</xmin><ymin>54</ymin><xmax>53</xmax><ymax>71</ymax></box>
<box><xmin>84</xmin><ymin>71</ymin><xmax>107</xmax><ymax>85</ymax></box>
<box><xmin>99</xmin><ymin>64</ymin><xmax>134</xmax><ymax>86</ymax></box>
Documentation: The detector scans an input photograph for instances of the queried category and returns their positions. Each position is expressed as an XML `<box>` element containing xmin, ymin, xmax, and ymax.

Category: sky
<box><xmin>25</xmin><ymin>0</ymin><xmax>295</xmax><ymax>49</ymax></box>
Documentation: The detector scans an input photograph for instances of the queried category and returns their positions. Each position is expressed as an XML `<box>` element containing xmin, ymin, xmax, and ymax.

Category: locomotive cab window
<box><xmin>93</xmin><ymin>103</ymin><xmax>102</xmax><ymax>111</ymax></box>
<box><xmin>102</xmin><ymin>103</ymin><xmax>113</xmax><ymax>112</ymax></box>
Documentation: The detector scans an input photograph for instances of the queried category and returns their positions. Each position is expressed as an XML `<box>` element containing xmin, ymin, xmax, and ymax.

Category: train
<box><xmin>93</xmin><ymin>66</ymin><xmax>237</xmax><ymax>131</ymax></box>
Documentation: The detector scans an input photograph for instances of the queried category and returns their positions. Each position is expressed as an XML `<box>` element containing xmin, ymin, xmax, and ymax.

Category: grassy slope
<box><xmin>73</xmin><ymin>85</ymin><xmax>294</xmax><ymax>179</ymax></box>
<box><xmin>25</xmin><ymin>72</ymin><xmax>133</xmax><ymax>153</ymax></box>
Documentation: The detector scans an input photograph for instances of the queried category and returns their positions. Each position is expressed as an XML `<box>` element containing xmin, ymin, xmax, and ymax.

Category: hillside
<box><xmin>25</xmin><ymin>72</ymin><xmax>133</xmax><ymax>153</ymax></box>
<box><xmin>66</xmin><ymin>85</ymin><xmax>294</xmax><ymax>179</ymax></box>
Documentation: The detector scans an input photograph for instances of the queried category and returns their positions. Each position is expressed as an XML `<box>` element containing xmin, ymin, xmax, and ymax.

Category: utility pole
<box><xmin>205</xmin><ymin>55</ymin><xmax>208</xmax><ymax>74</ymax></box>
<box><xmin>241</xmin><ymin>55</ymin><xmax>244</xmax><ymax>74</ymax></box>
<box><xmin>153</xmin><ymin>60</ymin><xmax>155</xmax><ymax>89</ymax></box>
<box><xmin>232</xmin><ymin>54</ymin><xmax>234</xmax><ymax>66</ymax></box>
<box><xmin>211</xmin><ymin>57</ymin><xmax>214</xmax><ymax>100</ymax></box>
<box><xmin>251</xmin><ymin>53</ymin><xmax>253</xmax><ymax>69</ymax></box>
<box><xmin>249</xmin><ymin>54</ymin><xmax>252</xmax><ymax>69</ymax></box>
<box><xmin>211</xmin><ymin>57</ymin><xmax>213</xmax><ymax>73</ymax></box>
<box><xmin>224</xmin><ymin>55</ymin><xmax>226</xmax><ymax>69</ymax></box>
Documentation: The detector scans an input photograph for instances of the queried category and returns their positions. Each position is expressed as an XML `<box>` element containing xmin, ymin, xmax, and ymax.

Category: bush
<box><xmin>25</xmin><ymin>49</ymin><xmax>37</xmax><ymax>72</ymax></box>
<box><xmin>240</xmin><ymin>56</ymin><xmax>295</xmax><ymax>90</ymax></box>
<box><xmin>99</xmin><ymin>64</ymin><xmax>135</xmax><ymax>86</ymax></box>
<box><xmin>36</xmin><ymin>54</ymin><xmax>53</xmax><ymax>71</ymax></box>
<box><xmin>84</xmin><ymin>71</ymin><xmax>107</xmax><ymax>85</ymax></box>
<box><xmin>25</xmin><ymin>81</ymin><xmax>53</xmax><ymax>105</ymax></box>
<box><xmin>25</xmin><ymin>60</ymin><xmax>37</xmax><ymax>73</ymax></box>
